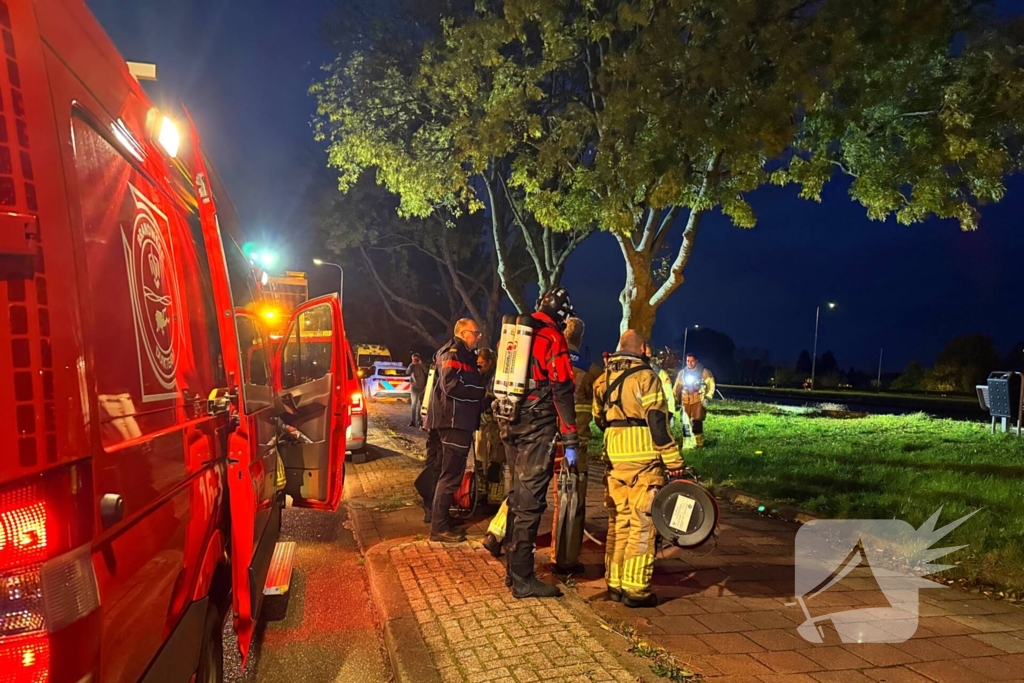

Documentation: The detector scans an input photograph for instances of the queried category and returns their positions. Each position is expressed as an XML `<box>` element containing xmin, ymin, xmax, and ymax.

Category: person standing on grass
<box><xmin>414</xmin><ymin>319</ymin><xmax>486</xmax><ymax>543</ymax></box>
<box><xmin>673</xmin><ymin>353</ymin><xmax>715</xmax><ymax>448</ymax></box>
<box><xmin>407</xmin><ymin>353</ymin><xmax>428</xmax><ymax>428</ymax></box>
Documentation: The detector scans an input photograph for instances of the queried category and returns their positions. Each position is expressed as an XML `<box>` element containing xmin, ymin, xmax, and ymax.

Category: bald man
<box><xmin>592</xmin><ymin>330</ymin><xmax>684</xmax><ymax>607</ymax></box>
<box><xmin>417</xmin><ymin>318</ymin><xmax>486</xmax><ymax>543</ymax></box>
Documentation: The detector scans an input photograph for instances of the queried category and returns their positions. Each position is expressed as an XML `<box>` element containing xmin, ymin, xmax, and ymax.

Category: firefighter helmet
<box><xmin>536</xmin><ymin>287</ymin><xmax>575</xmax><ymax>329</ymax></box>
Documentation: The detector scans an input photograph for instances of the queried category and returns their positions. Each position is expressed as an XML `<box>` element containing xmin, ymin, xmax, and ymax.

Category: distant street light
<box><xmin>810</xmin><ymin>302</ymin><xmax>836</xmax><ymax>391</ymax></box>
<box><xmin>877</xmin><ymin>348</ymin><xmax>884</xmax><ymax>393</ymax></box>
<box><xmin>682</xmin><ymin>323</ymin><xmax>700</xmax><ymax>360</ymax></box>
<box><xmin>313</xmin><ymin>258</ymin><xmax>344</xmax><ymax>303</ymax></box>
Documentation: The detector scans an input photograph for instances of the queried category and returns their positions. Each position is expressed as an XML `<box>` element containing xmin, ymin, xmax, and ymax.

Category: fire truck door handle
<box><xmin>100</xmin><ymin>494</ymin><xmax>124</xmax><ymax>529</ymax></box>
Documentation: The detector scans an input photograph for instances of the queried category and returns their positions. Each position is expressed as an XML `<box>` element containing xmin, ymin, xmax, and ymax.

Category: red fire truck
<box><xmin>0</xmin><ymin>1</ymin><xmax>358</xmax><ymax>681</ymax></box>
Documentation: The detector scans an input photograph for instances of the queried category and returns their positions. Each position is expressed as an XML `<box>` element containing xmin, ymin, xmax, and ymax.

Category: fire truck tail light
<box><xmin>0</xmin><ymin>498</ymin><xmax>48</xmax><ymax>572</ymax></box>
<box><xmin>0</xmin><ymin>631</ymin><xmax>49</xmax><ymax>683</ymax></box>
<box><xmin>39</xmin><ymin>546</ymin><xmax>99</xmax><ymax>633</ymax></box>
<box><xmin>0</xmin><ymin>569</ymin><xmax>44</xmax><ymax>636</ymax></box>
<box><xmin>351</xmin><ymin>392</ymin><xmax>364</xmax><ymax>415</ymax></box>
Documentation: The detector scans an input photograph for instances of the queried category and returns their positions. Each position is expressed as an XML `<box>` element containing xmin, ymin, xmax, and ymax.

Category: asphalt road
<box><xmin>223</xmin><ymin>504</ymin><xmax>392</xmax><ymax>683</ymax></box>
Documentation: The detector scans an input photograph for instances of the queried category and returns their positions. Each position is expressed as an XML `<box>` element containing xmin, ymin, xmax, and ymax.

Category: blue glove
<box><xmin>564</xmin><ymin>447</ymin><xmax>578</xmax><ymax>468</ymax></box>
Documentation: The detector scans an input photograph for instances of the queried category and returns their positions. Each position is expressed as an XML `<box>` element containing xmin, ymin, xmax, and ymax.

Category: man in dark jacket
<box><xmin>419</xmin><ymin>318</ymin><xmax>486</xmax><ymax>542</ymax></box>
<box><xmin>498</xmin><ymin>288</ymin><xmax>579</xmax><ymax>598</ymax></box>
<box><xmin>407</xmin><ymin>353</ymin><xmax>429</xmax><ymax>428</ymax></box>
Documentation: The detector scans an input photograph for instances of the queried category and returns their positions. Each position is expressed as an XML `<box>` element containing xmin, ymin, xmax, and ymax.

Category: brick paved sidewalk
<box><xmin>349</xmin><ymin>401</ymin><xmax>1024</xmax><ymax>683</ymax></box>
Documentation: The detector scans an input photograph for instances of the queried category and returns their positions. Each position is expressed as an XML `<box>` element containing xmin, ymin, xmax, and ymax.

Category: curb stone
<box><xmin>356</xmin><ymin>523</ymin><xmax>443</xmax><ymax>683</ymax></box>
<box><xmin>708</xmin><ymin>484</ymin><xmax>820</xmax><ymax>524</ymax></box>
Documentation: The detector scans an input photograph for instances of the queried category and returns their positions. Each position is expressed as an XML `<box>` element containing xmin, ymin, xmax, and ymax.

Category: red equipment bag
<box><xmin>452</xmin><ymin>470</ymin><xmax>477</xmax><ymax>515</ymax></box>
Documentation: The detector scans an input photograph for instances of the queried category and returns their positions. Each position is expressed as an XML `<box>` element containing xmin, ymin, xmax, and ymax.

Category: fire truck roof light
<box><xmin>158</xmin><ymin>116</ymin><xmax>179</xmax><ymax>158</ymax></box>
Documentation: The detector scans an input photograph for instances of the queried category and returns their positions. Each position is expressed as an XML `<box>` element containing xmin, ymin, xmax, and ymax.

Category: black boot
<box><xmin>607</xmin><ymin>588</ymin><xmax>623</xmax><ymax>602</ymax></box>
<box><xmin>623</xmin><ymin>593</ymin><xmax>658</xmax><ymax>608</ymax></box>
<box><xmin>511</xmin><ymin>572</ymin><xmax>562</xmax><ymax>599</ymax></box>
<box><xmin>504</xmin><ymin>548</ymin><xmax>514</xmax><ymax>587</ymax></box>
<box><xmin>430</xmin><ymin>529</ymin><xmax>466</xmax><ymax>544</ymax></box>
<box><xmin>482</xmin><ymin>533</ymin><xmax>503</xmax><ymax>559</ymax></box>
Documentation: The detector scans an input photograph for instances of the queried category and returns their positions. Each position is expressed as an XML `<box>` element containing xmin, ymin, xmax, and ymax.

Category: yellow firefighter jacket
<box><xmin>593</xmin><ymin>354</ymin><xmax>683</xmax><ymax>470</ymax></box>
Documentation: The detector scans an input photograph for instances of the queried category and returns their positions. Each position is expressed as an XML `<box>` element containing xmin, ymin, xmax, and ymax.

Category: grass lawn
<box><xmin>683</xmin><ymin>401</ymin><xmax>1024</xmax><ymax>592</ymax></box>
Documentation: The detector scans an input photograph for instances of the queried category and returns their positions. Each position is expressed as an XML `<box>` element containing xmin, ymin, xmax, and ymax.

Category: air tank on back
<box><xmin>493</xmin><ymin>313</ymin><xmax>536</xmax><ymax>420</ymax></box>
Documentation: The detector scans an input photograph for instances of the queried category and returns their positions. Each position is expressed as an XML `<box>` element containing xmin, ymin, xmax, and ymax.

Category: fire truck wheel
<box><xmin>195</xmin><ymin>601</ymin><xmax>225</xmax><ymax>683</ymax></box>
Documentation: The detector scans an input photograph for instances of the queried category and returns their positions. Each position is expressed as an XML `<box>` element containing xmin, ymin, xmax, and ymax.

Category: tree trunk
<box><xmin>616</xmin><ymin>233</ymin><xmax>659</xmax><ymax>339</ymax></box>
<box><xmin>614</xmin><ymin>156</ymin><xmax>718</xmax><ymax>339</ymax></box>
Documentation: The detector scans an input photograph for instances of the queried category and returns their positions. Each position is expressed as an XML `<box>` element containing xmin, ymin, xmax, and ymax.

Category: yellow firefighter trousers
<box><xmin>604</xmin><ymin>460</ymin><xmax>665</xmax><ymax>599</ymax></box>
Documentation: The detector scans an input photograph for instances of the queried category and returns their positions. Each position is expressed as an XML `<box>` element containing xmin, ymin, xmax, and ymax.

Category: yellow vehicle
<box><xmin>355</xmin><ymin>343</ymin><xmax>393</xmax><ymax>378</ymax></box>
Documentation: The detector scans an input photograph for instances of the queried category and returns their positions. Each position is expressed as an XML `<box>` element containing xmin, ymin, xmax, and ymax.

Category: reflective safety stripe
<box><xmin>606</xmin><ymin>562</ymin><xmax>622</xmax><ymax>590</ymax></box>
<box><xmin>620</xmin><ymin>554</ymin><xmax>655</xmax><ymax>592</ymax></box>
<box><xmin>639</xmin><ymin>392</ymin><xmax>660</xmax><ymax>407</ymax></box>
<box><xmin>604</xmin><ymin>426</ymin><xmax>659</xmax><ymax>462</ymax></box>
<box><xmin>441</xmin><ymin>359</ymin><xmax>475</xmax><ymax>372</ymax></box>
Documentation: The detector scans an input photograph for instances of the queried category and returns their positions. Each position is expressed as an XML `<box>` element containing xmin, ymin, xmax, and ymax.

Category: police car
<box><xmin>364</xmin><ymin>361</ymin><xmax>413</xmax><ymax>401</ymax></box>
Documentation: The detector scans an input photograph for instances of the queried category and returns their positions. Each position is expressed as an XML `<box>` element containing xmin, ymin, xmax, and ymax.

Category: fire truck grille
<box><xmin>0</xmin><ymin>0</ymin><xmax>54</xmax><ymax>468</ymax></box>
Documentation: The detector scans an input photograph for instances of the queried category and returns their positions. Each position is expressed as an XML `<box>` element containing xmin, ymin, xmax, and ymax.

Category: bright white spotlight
<box><xmin>158</xmin><ymin>116</ymin><xmax>179</xmax><ymax>158</ymax></box>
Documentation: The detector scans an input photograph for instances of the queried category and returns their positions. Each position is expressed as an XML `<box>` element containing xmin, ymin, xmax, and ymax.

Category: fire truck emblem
<box><xmin>123</xmin><ymin>183</ymin><xmax>181</xmax><ymax>400</ymax></box>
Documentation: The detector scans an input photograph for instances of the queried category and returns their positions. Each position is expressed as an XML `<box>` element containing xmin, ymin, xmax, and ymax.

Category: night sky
<box><xmin>89</xmin><ymin>1</ymin><xmax>1024</xmax><ymax>374</ymax></box>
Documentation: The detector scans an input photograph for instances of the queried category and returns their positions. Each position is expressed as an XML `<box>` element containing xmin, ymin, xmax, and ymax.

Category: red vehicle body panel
<box><xmin>0</xmin><ymin>0</ymin><xmax>355</xmax><ymax>680</ymax></box>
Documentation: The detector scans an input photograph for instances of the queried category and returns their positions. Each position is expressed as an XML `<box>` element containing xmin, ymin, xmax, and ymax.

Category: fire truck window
<box><xmin>182</xmin><ymin>211</ymin><xmax>227</xmax><ymax>388</ymax></box>
<box><xmin>225</xmin><ymin>240</ymin><xmax>259</xmax><ymax>310</ymax></box>
<box><xmin>279</xmin><ymin>303</ymin><xmax>334</xmax><ymax>390</ymax></box>
<box><xmin>236</xmin><ymin>314</ymin><xmax>270</xmax><ymax>389</ymax></box>
<box><xmin>345</xmin><ymin>351</ymin><xmax>356</xmax><ymax>382</ymax></box>
<box><xmin>71</xmin><ymin>114</ymin><xmax>226</xmax><ymax>445</ymax></box>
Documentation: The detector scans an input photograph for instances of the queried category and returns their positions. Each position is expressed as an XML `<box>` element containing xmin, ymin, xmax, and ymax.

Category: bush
<box><xmin>772</xmin><ymin>367</ymin><xmax>804</xmax><ymax>388</ymax></box>
<box><xmin>891</xmin><ymin>361</ymin><xmax>925</xmax><ymax>391</ymax></box>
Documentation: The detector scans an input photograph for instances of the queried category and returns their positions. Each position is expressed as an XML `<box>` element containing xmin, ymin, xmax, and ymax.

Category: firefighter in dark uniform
<box><xmin>594</xmin><ymin>330</ymin><xmax>685</xmax><ymax>607</ymax></box>
<box><xmin>499</xmin><ymin>287</ymin><xmax>579</xmax><ymax>598</ymax></box>
<box><xmin>417</xmin><ymin>318</ymin><xmax>486</xmax><ymax>542</ymax></box>
<box><xmin>673</xmin><ymin>353</ymin><xmax>715</xmax><ymax>448</ymax></box>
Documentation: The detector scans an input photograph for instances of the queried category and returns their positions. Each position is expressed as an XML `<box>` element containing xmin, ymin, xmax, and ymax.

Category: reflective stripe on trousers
<box><xmin>603</xmin><ymin>460</ymin><xmax>664</xmax><ymax>598</ymax></box>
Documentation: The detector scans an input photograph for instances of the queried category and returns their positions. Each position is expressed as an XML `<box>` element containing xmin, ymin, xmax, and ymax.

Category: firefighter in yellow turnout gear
<box><xmin>594</xmin><ymin>331</ymin><xmax>685</xmax><ymax>608</ymax></box>
<box><xmin>673</xmin><ymin>353</ymin><xmax>716</xmax><ymax>448</ymax></box>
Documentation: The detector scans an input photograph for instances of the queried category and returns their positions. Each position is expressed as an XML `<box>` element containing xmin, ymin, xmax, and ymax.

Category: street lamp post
<box><xmin>810</xmin><ymin>302</ymin><xmax>835</xmax><ymax>391</ymax></box>
<box><xmin>313</xmin><ymin>258</ymin><xmax>344</xmax><ymax>303</ymax></box>
<box><xmin>877</xmin><ymin>348</ymin><xmax>884</xmax><ymax>393</ymax></box>
<box><xmin>682</xmin><ymin>324</ymin><xmax>700</xmax><ymax>360</ymax></box>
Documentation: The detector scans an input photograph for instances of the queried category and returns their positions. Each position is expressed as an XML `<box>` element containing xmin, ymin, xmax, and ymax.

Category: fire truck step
<box><xmin>263</xmin><ymin>541</ymin><xmax>297</xmax><ymax>596</ymax></box>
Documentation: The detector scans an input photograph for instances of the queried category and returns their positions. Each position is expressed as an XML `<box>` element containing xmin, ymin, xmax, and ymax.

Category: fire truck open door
<box><xmin>183</xmin><ymin>110</ymin><xmax>305</xmax><ymax>662</ymax></box>
<box><xmin>274</xmin><ymin>294</ymin><xmax>348</xmax><ymax>511</ymax></box>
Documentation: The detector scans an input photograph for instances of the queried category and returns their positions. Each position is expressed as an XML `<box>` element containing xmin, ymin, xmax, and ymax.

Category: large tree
<box><xmin>311</xmin><ymin>0</ymin><xmax>592</xmax><ymax>312</ymax></box>
<box><xmin>314</xmin><ymin>178</ymin><xmax>506</xmax><ymax>345</ymax></box>
<box><xmin>316</xmin><ymin>0</ymin><xmax>1024</xmax><ymax>337</ymax></box>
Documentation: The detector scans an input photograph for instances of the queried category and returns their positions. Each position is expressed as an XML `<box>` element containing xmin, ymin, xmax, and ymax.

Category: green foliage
<box><xmin>891</xmin><ymin>360</ymin><xmax>927</xmax><ymax>391</ymax></box>
<box><xmin>772</xmin><ymin>367</ymin><xmax>805</xmax><ymax>388</ymax></box>
<box><xmin>924</xmin><ymin>333</ymin><xmax>1003</xmax><ymax>393</ymax></box>
<box><xmin>312</xmin><ymin>0</ymin><xmax>1024</xmax><ymax>332</ymax></box>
